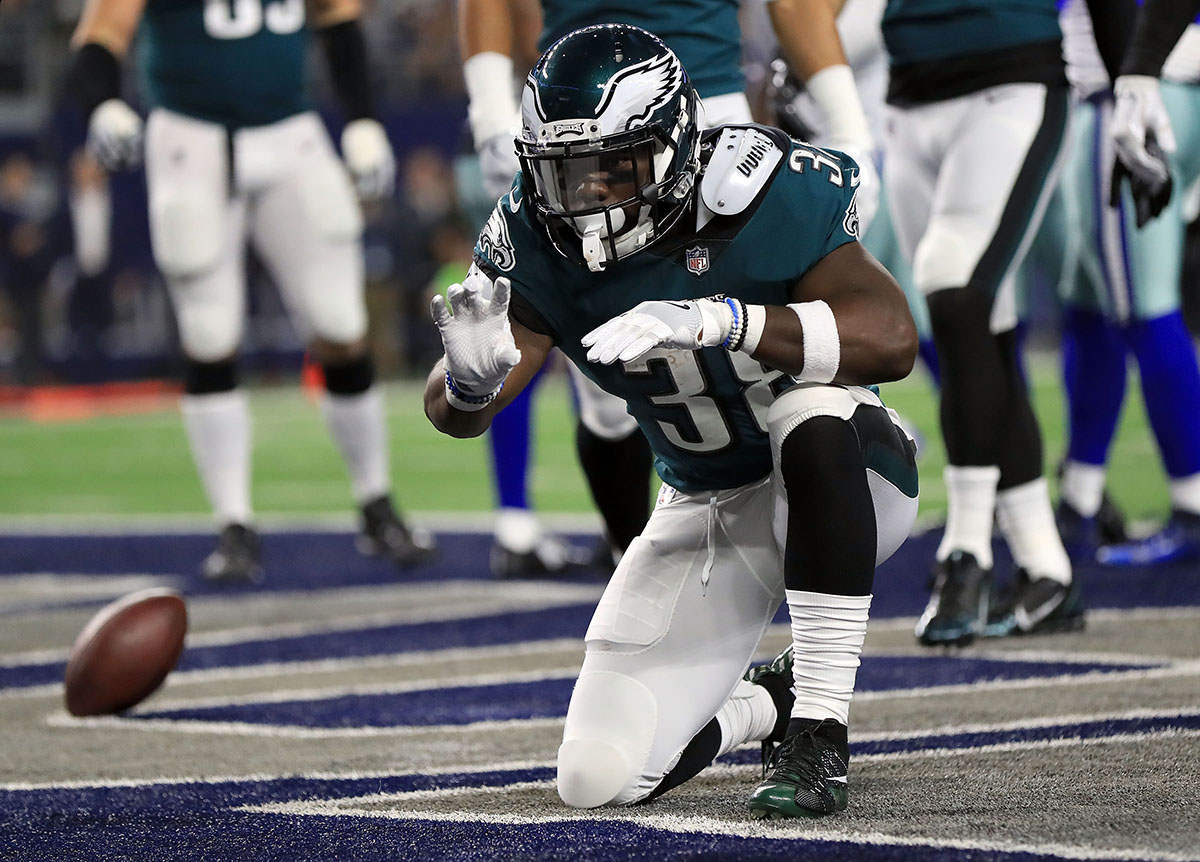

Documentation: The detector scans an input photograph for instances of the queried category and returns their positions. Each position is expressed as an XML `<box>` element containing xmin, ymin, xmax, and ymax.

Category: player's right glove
<box><xmin>87</xmin><ymin>98</ymin><xmax>143</xmax><ymax>172</ymax></box>
<box><xmin>477</xmin><ymin>130</ymin><xmax>522</xmax><ymax>201</ymax></box>
<box><xmin>430</xmin><ymin>268</ymin><xmax>522</xmax><ymax>410</ymax></box>
<box><xmin>1110</xmin><ymin>75</ymin><xmax>1176</xmax><ymax>227</ymax></box>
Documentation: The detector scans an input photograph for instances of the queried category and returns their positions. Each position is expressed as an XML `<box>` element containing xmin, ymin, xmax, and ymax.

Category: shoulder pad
<box><xmin>699</xmin><ymin>127</ymin><xmax>784</xmax><ymax>216</ymax></box>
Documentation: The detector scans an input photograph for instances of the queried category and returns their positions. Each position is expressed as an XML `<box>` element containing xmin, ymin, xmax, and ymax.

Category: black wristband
<box><xmin>319</xmin><ymin>19</ymin><xmax>375</xmax><ymax>121</ymax></box>
<box><xmin>72</xmin><ymin>43</ymin><xmax>123</xmax><ymax>119</ymax></box>
<box><xmin>1120</xmin><ymin>0</ymin><xmax>1200</xmax><ymax>77</ymax></box>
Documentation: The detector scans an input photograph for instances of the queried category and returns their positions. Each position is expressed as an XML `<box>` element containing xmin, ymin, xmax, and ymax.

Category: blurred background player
<box><xmin>881</xmin><ymin>0</ymin><xmax>1087</xmax><ymax>645</ymax></box>
<box><xmin>68</xmin><ymin>0</ymin><xmax>435</xmax><ymax>583</ymax></box>
<box><xmin>1063</xmin><ymin>0</ymin><xmax>1200</xmax><ymax>566</ymax></box>
<box><xmin>766</xmin><ymin>0</ymin><xmax>940</xmax><ymax>390</ymax></box>
<box><xmin>457</xmin><ymin>0</ymin><xmax>877</xmax><ymax>576</ymax></box>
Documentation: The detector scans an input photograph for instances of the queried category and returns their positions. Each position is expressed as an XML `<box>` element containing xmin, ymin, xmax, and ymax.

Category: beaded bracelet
<box><xmin>445</xmin><ymin>370</ymin><xmax>502</xmax><ymax>412</ymax></box>
<box><xmin>721</xmin><ymin>296</ymin><xmax>748</xmax><ymax>352</ymax></box>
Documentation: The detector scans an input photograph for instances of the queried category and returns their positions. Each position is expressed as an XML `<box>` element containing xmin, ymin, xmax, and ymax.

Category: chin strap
<box><xmin>575</xmin><ymin>207</ymin><xmax>654</xmax><ymax>272</ymax></box>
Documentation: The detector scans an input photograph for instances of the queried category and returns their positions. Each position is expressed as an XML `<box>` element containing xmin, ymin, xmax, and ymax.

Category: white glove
<box><xmin>1112</xmin><ymin>75</ymin><xmax>1177</xmax><ymax>185</ymax></box>
<box><xmin>341</xmin><ymin>118</ymin><xmax>396</xmax><ymax>201</ymax></box>
<box><xmin>837</xmin><ymin>144</ymin><xmax>880</xmax><ymax>237</ymax></box>
<box><xmin>477</xmin><ymin>130</ymin><xmax>521</xmax><ymax>201</ymax></box>
<box><xmin>87</xmin><ymin>98</ymin><xmax>143</xmax><ymax>172</ymax></box>
<box><xmin>430</xmin><ymin>270</ymin><xmax>522</xmax><ymax>404</ymax></box>
<box><xmin>582</xmin><ymin>298</ymin><xmax>734</xmax><ymax>365</ymax></box>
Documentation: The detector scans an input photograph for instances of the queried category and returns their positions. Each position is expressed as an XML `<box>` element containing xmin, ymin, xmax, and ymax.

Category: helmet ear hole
<box><xmin>516</xmin><ymin>23</ymin><xmax>700</xmax><ymax>270</ymax></box>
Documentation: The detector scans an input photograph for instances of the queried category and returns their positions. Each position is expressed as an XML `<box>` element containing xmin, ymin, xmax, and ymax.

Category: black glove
<box><xmin>1110</xmin><ymin>130</ymin><xmax>1174</xmax><ymax>229</ymax></box>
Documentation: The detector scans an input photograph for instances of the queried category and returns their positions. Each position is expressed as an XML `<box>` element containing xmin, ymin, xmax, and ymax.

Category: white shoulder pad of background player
<box><xmin>699</xmin><ymin>127</ymin><xmax>783</xmax><ymax>217</ymax></box>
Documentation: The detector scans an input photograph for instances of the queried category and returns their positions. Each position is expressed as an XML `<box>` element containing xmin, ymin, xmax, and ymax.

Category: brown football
<box><xmin>63</xmin><ymin>588</ymin><xmax>188</xmax><ymax>717</ymax></box>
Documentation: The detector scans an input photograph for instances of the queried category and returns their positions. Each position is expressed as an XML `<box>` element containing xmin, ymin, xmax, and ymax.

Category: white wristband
<box><xmin>804</xmin><ymin>64</ymin><xmax>871</xmax><ymax>150</ymax></box>
<box><xmin>463</xmin><ymin>52</ymin><xmax>521</xmax><ymax>143</ymax></box>
<box><xmin>789</xmin><ymin>300</ymin><xmax>840</xmax><ymax>383</ymax></box>
<box><xmin>739</xmin><ymin>304</ymin><xmax>766</xmax><ymax>354</ymax></box>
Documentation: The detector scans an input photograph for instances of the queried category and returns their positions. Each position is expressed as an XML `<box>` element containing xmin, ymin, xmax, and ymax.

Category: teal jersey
<box><xmin>882</xmin><ymin>0</ymin><xmax>1062</xmax><ymax>66</ymax></box>
<box><xmin>475</xmin><ymin>126</ymin><xmax>862</xmax><ymax>493</ymax></box>
<box><xmin>139</xmin><ymin>0</ymin><xmax>310</xmax><ymax>127</ymax></box>
<box><xmin>539</xmin><ymin>0</ymin><xmax>744</xmax><ymax>100</ymax></box>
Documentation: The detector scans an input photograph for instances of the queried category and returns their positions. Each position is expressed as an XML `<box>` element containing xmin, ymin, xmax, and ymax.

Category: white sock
<box><xmin>996</xmin><ymin>478</ymin><xmax>1072</xmax><ymax>585</ymax></box>
<box><xmin>180</xmin><ymin>390</ymin><xmax>252</xmax><ymax>526</ymax></box>
<box><xmin>787</xmin><ymin>590</ymin><xmax>871</xmax><ymax>726</ymax></box>
<box><xmin>937</xmin><ymin>465</ymin><xmax>1000</xmax><ymax>568</ymax></box>
<box><xmin>714</xmin><ymin>679</ymin><xmax>779</xmax><ymax>758</ymax></box>
<box><xmin>1059</xmin><ymin>460</ymin><xmax>1107</xmax><ymax>517</ymax></box>
<box><xmin>495</xmin><ymin>507</ymin><xmax>542</xmax><ymax>553</ymax></box>
<box><xmin>320</xmin><ymin>387</ymin><xmax>390</xmax><ymax>505</ymax></box>
<box><xmin>1169</xmin><ymin>472</ymin><xmax>1200</xmax><ymax>515</ymax></box>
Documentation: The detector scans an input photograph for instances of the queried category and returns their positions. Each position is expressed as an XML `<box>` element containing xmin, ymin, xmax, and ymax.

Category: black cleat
<box><xmin>914</xmin><ymin>550</ymin><xmax>993</xmax><ymax>647</ymax></box>
<box><xmin>1056</xmin><ymin>492</ymin><xmax>1129</xmax><ymax>563</ymax></box>
<box><xmin>984</xmin><ymin>569</ymin><xmax>1085</xmax><ymax>637</ymax></box>
<box><xmin>202</xmin><ymin>523</ymin><xmax>263</xmax><ymax>584</ymax></box>
<box><xmin>1096</xmin><ymin>489</ymin><xmax>1129</xmax><ymax>545</ymax></box>
<box><xmin>747</xmin><ymin>718</ymin><xmax>849</xmax><ymax>819</ymax></box>
<box><xmin>489</xmin><ymin>536</ymin><xmax>592</xmax><ymax>578</ymax></box>
<box><xmin>357</xmin><ymin>495</ymin><xmax>436</xmax><ymax>569</ymax></box>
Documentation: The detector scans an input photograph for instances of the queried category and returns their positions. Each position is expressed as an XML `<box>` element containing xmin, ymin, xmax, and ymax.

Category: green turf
<box><xmin>0</xmin><ymin>356</ymin><xmax>1171</xmax><ymax>522</ymax></box>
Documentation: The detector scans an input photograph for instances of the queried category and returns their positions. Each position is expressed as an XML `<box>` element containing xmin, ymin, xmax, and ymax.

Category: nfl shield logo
<box><xmin>685</xmin><ymin>245</ymin><xmax>709</xmax><ymax>276</ymax></box>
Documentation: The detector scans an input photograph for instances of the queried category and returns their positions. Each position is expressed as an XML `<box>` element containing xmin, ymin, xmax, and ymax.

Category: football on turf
<box><xmin>63</xmin><ymin>588</ymin><xmax>188</xmax><ymax>717</ymax></box>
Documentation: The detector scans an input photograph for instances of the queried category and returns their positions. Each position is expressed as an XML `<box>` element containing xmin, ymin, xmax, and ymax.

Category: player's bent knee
<box><xmin>308</xmin><ymin>301</ymin><xmax>368</xmax><ymax>347</ymax></box>
<box><xmin>557</xmin><ymin>669</ymin><xmax>658</xmax><ymax>808</ymax></box>
<box><xmin>557</xmin><ymin>739</ymin><xmax>631</xmax><ymax>808</ymax></box>
<box><xmin>766</xmin><ymin>383</ymin><xmax>859</xmax><ymax>451</ymax></box>
<box><xmin>176</xmin><ymin>310</ymin><xmax>243</xmax><ymax>364</ymax></box>
<box><xmin>912</xmin><ymin>220</ymin><xmax>986</xmax><ymax>294</ymax></box>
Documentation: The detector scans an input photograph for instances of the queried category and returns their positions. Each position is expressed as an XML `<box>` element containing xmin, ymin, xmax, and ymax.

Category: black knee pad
<box><xmin>322</xmin><ymin>355</ymin><xmax>375</xmax><ymax>396</ymax></box>
<box><xmin>184</xmin><ymin>359</ymin><xmax>237</xmax><ymax>395</ymax></box>
<box><xmin>779</xmin><ymin>415</ymin><xmax>876</xmax><ymax>596</ymax></box>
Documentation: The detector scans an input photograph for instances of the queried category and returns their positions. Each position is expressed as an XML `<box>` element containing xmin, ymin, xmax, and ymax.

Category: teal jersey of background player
<box><xmin>881</xmin><ymin>0</ymin><xmax>1062</xmax><ymax>66</ymax></box>
<box><xmin>539</xmin><ymin>0</ymin><xmax>743</xmax><ymax>100</ymax></box>
<box><xmin>475</xmin><ymin>126</ymin><xmax>862</xmax><ymax>493</ymax></box>
<box><xmin>138</xmin><ymin>0</ymin><xmax>310</xmax><ymax>128</ymax></box>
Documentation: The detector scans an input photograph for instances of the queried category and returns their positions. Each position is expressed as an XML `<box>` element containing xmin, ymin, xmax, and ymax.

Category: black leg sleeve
<box><xmin>575</xmin><ymin>421</ymin><xmax>654</xmax><ymax>552</ymax></box>
<box><xmin>995</xmin><ymin>327</ymin><xmax>1045</xmax><ymax>489</ymax></box>
<box><xmin>927</xmin><ymin>286</ymin><xmax>1011</xmax><ymax>467</ymax></box>
<box><xmin>780</xmin><ymin>416</ymin><xmax>877</xmax><ymax>596</ymax></box>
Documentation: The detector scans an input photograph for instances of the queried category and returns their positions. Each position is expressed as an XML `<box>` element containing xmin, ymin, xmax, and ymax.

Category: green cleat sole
<box><xmin>746</xmin><ymin>781</ymin><xmax>848</xmax><ymax>819</ymax></box>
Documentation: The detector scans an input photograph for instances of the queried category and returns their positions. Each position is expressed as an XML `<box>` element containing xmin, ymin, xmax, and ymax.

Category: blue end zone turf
<box><xmin>1</xmin><ymin>527</ymin><xmax>1197</xmax><ymax>613</ymax></box>
<box><xmin>128</xmin><ymin>655</ymin><xmax>1160</xmax><ymax>729</ymax></box>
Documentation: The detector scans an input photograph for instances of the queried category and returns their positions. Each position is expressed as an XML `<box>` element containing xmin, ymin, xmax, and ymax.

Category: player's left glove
<box><xmin>430</xmin><ymin>269</ymin><xmax>522</xmax><ymax>410</ymax></box>
<box><xmin>582</xmin><ymin>298</ymin><xmax>739</xmax><ymax>364</ymax></box>
<box><xmin>1110</xmin><ymin>75</ymin><xmax>1175</xmax><ymax>227</ymax></box>
<box><xmin>341</xmin><ymin>118</ymin><xmax>396</xmax><ymax>201</ymax></box>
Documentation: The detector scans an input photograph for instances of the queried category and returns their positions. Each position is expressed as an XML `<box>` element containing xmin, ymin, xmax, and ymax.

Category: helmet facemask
<box><xmin>517</xmin><ymin>25</ymin><xmax>700</xmax><ymax>271</ymax></box>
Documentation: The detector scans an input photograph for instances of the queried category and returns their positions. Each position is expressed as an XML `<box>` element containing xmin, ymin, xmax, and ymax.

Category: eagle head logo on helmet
<box><xmin>516</xmin><ymin>23</ymin><xmax>701</xmax><ymax>273</ymax></box>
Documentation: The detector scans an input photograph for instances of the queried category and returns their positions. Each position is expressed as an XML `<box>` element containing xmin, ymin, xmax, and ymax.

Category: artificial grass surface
<box><xmin>0</xmin><ymin>356</ymin><xmax>1171</xmax><ymax>522</ymax></box>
